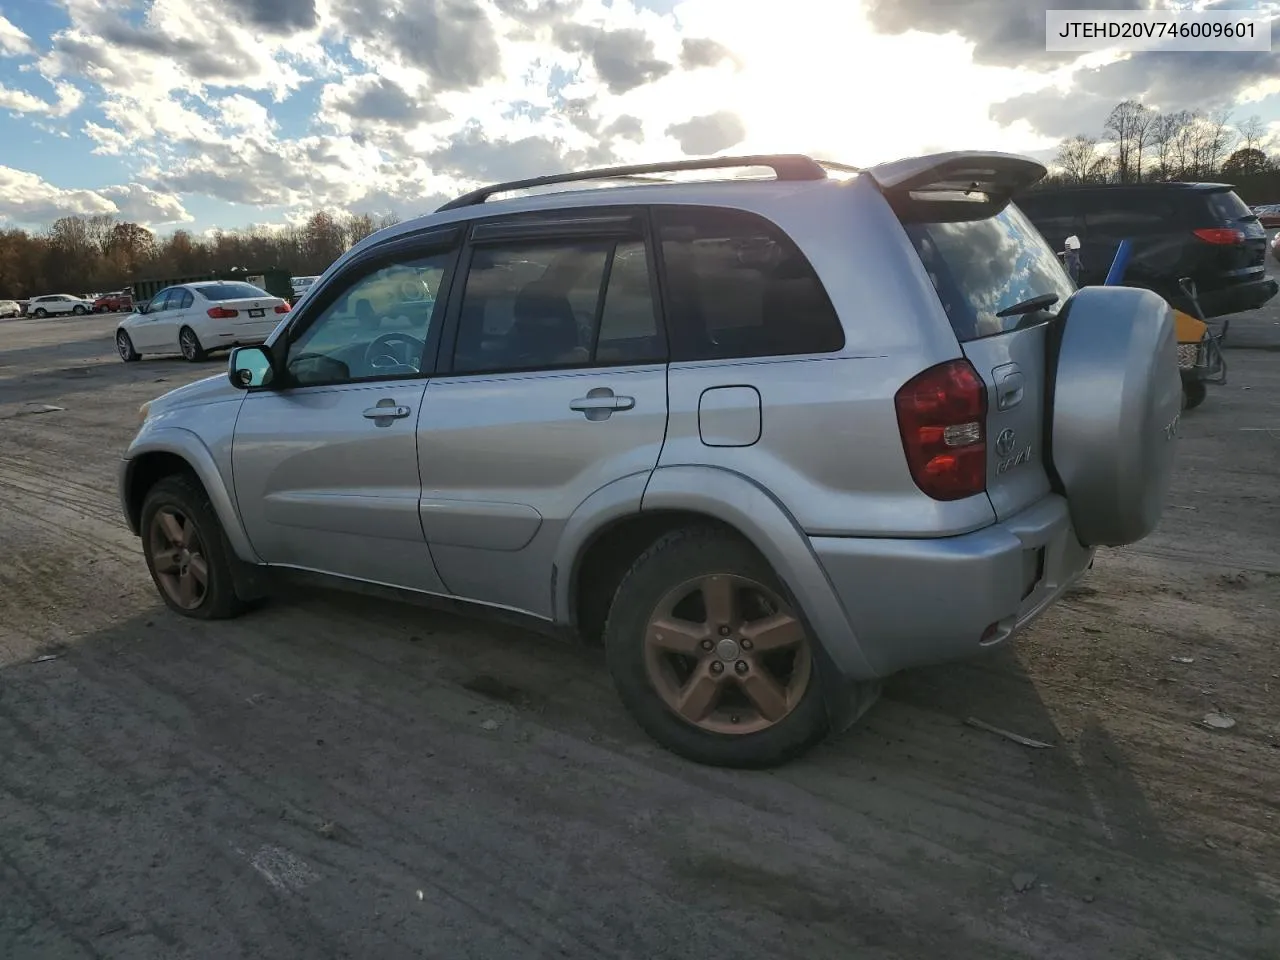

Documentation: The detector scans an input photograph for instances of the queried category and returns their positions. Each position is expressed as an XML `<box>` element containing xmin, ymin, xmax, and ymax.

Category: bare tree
<box><xmin>1149</xmin><ymin>110</ymin><xmax>1188</xmax><ymax>180</ymax></box>
<box><xmin>1055</xmin><ymin>135</ymin><xmax>1105</xmax><ymax>183</ymax></box>
<box><xmin>1205</xmin><ymin>107</ymin><xmax>1237</xmax><ymax>175</ymax></box>
<box><xmin>1104</xmin><ymin>100</ymin><xmax>1151</xmax><ymax>183</ymax></box>
<box><xmin>1237</xmin><ymin>114</ymin><xmax>1266</xmax><ymax>153</ymax></box>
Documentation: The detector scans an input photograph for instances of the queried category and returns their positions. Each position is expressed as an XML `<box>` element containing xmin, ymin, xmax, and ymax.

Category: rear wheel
<box><xmin>179</xmin><ymin>326</ymin><xmax>206</xmax><ymax>362</ymax></box>
<box><xmin>141</xmin><ymin>475</ymin><xmax>246</xmax><ymax>620</ymax></box>
<box><xmin>604</xmin><ymin>526</ymin><xmax>828</xmax><ymax>768</ymax></box>
<box><xmin>116</xmin><ymin>330</ymin><xmax>139</xmax><ymax>362</ymax></box>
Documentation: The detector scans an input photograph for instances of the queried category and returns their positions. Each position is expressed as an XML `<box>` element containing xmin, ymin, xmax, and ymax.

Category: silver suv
<box><xmin>118</xmin><ymin>152</ymin><xmax>1182</xmax><ymax>767</ymax></box>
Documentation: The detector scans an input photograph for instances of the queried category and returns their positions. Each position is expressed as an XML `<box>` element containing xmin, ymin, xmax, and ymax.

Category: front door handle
<box><xmin>362</xmin><ymin>399</ymin><xmax>412</xmax><ymax>423</ymax></box>
<box><xmin>569</xmin><ymin>388</ymin><xmax>635</xmax><ymax>421</ymax></box>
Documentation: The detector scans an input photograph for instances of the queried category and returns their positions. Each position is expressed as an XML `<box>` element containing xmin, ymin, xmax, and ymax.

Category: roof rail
<box><xmin>435</xmin><ymin>154</ymin><xmax>838</xmax><ymax>212</ymax></box>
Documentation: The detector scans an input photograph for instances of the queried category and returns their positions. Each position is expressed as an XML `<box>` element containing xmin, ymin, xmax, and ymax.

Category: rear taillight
<box><xmin>1193</xmin><ymin>228</ymin><xmax>1245</xmax><ymax>245</ymax></box>
<box><xmin>207</xmin><ymin>306</ymin><xmax>239</xmax><ymax>319</ymax></box>
<box><xmin>894</xmin><ymin>359</ymin><xmax>988</xmax><ymax>501</ymax></box>
<box><xmin>274</xmin><ymin>303</ymin><xmax>290</xmax><ymax>314</ymax></box>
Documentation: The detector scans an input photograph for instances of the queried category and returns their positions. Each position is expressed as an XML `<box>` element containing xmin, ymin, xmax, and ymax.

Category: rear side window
<box><xmin>1083</xmin><ymin>192</ymin><xmax>1179</xmax><ymax>238</ymax></box>
<box><xmin>452</xmin><ymin>238</ymin><xmax>665</xmax><ymax>374</ymax></box>
<box><xmin>196</xmin><ymin>282</ymin><xmax>271</xmax><ymax>300</ymax></box>
<box><xmin>904</xmin><ymin>202</ymin><xmax>1076</xmax><ymax>342</ymax></box>
<box><xmin>1204</xmin><ymin>189</ymin><xmax>1253</xmax><ymax>223</ymax></box>
<box><xmin>654</xmin><ymin>206</ymin><xmax>844</xmax><ymax>361</ymax></box>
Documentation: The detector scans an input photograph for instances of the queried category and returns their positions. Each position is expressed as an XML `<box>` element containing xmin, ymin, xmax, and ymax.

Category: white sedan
<box><xmin>28</xmin><ymin>294</ymin><xmax>94</xmax><ymax>317</ymax></box>
<box><xmin>115</xmin><ymin>281</ymin><xmax>290</xmax><ymax>363</ymax></box>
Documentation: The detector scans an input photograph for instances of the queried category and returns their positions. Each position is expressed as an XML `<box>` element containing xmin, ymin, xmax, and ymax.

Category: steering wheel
<box><xmin>363</xmin><ymin>332</ymin><xmax>426</xmax><ymax>372</ymax></box>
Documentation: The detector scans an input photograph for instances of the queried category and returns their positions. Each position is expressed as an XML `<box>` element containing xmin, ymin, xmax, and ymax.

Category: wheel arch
<box><xmin>120</xmin><ymin>429</ymin><xmax>259</xmax><ymax>563</ymax></box>
<box><xmin>557</xmin><ymin>465</ymin><xmax>875</xmax><ymax>681</ymax></box>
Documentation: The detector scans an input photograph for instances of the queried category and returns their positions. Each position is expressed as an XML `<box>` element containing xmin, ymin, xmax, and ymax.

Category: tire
<box><xmin>116</xmin><ymin>330</ymin><xmax>139</xmax><ymax>362</ymax></box>
<box><xmin>1183</xmin><ymin>380</ymin><xmax>1207</xmax><ymax>411</ymax></box>
<box><xmin>72</xmin><ymin>304</ymin><xmax>87</xmax><ymax>315</ymax></box>
<box><xmin>33</xmin><ymin>308</ymin><xmax>47</xmax><ymax>318</ymax></box>
<box><xmin>179</xmin><ymin>326</ymin><xmax>206</xmax><ymax>362</ymax></box>
<box><xmin>140</xmin><ymin>475</ymin><xmax>247</xmax><ymax>620</ymax></box>
<box><xmin>603</xmin><ymin>525</ymin><xmax>829</xmax><ymax>768</ymax></box>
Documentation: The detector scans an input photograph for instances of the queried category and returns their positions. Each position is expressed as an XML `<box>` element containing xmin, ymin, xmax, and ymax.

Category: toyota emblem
<box><xmin>995</xmin><ymin>428</ymin><xmax>1017</xmax><ymax>457</ymax></box>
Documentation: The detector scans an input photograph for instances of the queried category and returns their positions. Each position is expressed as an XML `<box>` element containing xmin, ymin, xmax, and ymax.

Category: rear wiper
<box><xmin>996</xmin><ymin>293</ymin><xmax>1059</xmax><ymax>318</ymax></box>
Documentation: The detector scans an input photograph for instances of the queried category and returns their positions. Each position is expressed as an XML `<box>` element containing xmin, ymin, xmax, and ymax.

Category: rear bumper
<box><xmin>1186</xmin><ymin>277</ymin><xmax>1278</xmax><ymax>319</ymax></box>
<box><xmin>811</xmin><ymin>495</ymin><xmax>1094</xmax><ymax>678</ymax></box>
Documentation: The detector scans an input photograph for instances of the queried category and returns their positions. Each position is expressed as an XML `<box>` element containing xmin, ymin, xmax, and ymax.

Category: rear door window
<box><xmin>903</xmin><ymin>202</ymin><xmax>1076</xmax><ymax>342</ymax></box>
<box><xmin>653</xmin><ymin>206</ymin><xmax>844</xmax><ymax>361</ymax></box>
<box><xmin>1083</xmin><ymin>192</ymin><xmax>1179</xmax><ymax>240</ymax></box>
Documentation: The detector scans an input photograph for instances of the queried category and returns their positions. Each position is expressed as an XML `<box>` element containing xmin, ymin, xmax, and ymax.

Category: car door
<box><xmin>130</xmin><ymin>289</ymin><xmax>172</xmax><ymax>348</ymax></box>
<box><xmin>154</xmin><ymin>287</ymin><xmax>193</xmax><ymax>349</ymax></box>
<box><xmin>231</xmin><ymin>229</ymin><xmax>461</xmax><ymax>592</ymax></box>
<box><xmin>416</xmin><ymin>211</ymin><xmax>669</xmax><ymax>618</ymax></box>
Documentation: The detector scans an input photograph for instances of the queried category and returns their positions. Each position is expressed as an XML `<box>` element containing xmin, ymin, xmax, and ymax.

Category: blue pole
<box><xmin>1104</xmin><ymin>239</ymin><xmax>1133</xmax><ymax>286</ymax></box>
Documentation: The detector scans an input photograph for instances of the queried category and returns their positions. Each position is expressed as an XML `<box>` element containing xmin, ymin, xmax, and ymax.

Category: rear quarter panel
<box><xmin>655</xmin><ymin>178</ymin><xmax>998</xmax><ymax>538</ymax></box>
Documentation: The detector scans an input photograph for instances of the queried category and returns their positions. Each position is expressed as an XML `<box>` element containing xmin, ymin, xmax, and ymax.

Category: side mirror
<box><xmin>228</xmin><ymin>345</ymin><xmax>276</xmax><ymax>389</ymax></box>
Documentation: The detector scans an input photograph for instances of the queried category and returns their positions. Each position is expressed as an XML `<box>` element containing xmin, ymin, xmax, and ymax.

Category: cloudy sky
<box><xmin>0</xmin><ymin>0</ymin><xmax>1278</xmax><ymax>233</ymax></box>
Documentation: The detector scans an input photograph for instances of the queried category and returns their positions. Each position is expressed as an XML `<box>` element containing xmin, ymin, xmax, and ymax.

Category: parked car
<box><xmin>115</xmin><ymin>281</ymin><xmax>290</xmax><ymax>363</ymax></box>
<box><xmin>290</xmin><ymin>275</ymin><xmax>320</xmax><ymax>301</ymax></box>
<box><xmin>117</xmin><ymin>151</ymin><xmax>1181</xmax><ymax>768</ymax></box>
<box><xmin>0</xmin><ymin>299</ymin><xmax>21</xmax><ymax>319</ymax></box>
<box><xmin>1017</xmin><ymin>183</ymin><xmax>1278</xmax><ymax>320</ymax></box>
<box><xmin>27</xmin><ymin>293</ymin><xmax>94</xmax><ymax>317</ymax></box>
<box><xmin>94</xmin><ymin>291</ymin><xmax>134</xmax><ymax>313</ymax></box>
<box><xmin>1251</xmin><ymin>203</ymin><xmax>1280</xmax><ymax>229</ymax></box>
<box><xmin>1272</xmin><ymin>230</ymin><xmax>1280</xmax><ymax>265</ymax></box>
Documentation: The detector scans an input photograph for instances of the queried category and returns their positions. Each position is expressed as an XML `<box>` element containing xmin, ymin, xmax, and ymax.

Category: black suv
<box><xmin>1016</xmin><ymin>183</ymin><xmax>1277</xmax><ymax>320</ymax></box>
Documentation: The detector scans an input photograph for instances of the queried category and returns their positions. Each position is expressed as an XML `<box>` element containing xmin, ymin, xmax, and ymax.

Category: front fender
<box><xmin>120</xmin><ymin>426</ymin><xmax>260</xmax><ymax>564</ymax></box>
<box><xmin>641</xmin><ymin>466</ymin><xmax>875</xmax><ymax>681</ymax></box>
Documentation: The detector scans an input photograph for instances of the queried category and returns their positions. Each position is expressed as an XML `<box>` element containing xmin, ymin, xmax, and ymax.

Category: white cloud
<box><xmin>99</xmin><ymin>183</ymin><xmax>193</xmax><ymax>225</ymax></box>
<box><xmin>0</xmin><ymin>13</ymin><xmax>32</xmax><ymax>56</ymax></box>
<box><xmin>0</xmin><ymin>165</ymin><xmax>118</xmax><ymax>224</ymax></box>
<box><xmin>0</xmin><ymin>79</ymin><xmax>82</xmax><ymax>117</ymax></box>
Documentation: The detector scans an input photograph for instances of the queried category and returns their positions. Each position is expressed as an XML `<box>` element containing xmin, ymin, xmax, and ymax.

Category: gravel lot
<box><xmin>2</xmin><ymin>247</ymin><xmax>1279</xmax><ymax>959</ymax></box>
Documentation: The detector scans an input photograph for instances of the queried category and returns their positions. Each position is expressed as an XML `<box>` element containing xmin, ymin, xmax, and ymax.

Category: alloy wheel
<box><xmin>643</xmin><ymin>573</ymin><xmax>812</xmax><ymax>735</ymax></box>
<box><xmin>148</xmin><ymin>507</ymin><xmax>209</xmax><ymax>610</ymax></box>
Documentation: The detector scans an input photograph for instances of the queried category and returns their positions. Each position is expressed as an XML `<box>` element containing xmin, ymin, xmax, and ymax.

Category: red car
<box><xmin>1254</xmin><ymin>204</ymin><xmax>1280</xmax><ymax>229</ymax></box>
<box><xmin>93</xmin><ymin>291</ymin><xmax>134</xmax><ymax>313</ymax></box>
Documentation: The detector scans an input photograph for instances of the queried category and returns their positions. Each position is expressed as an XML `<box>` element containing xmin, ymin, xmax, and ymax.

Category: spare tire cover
<box><xmin>1051</xmin><ymin>285</ymin><xmax>1182</xmax><ymax>547</ymax></box>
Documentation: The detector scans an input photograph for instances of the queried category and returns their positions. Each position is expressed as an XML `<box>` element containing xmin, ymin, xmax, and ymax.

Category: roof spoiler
<box><xmin>865</xmin><ymin>151</ymin><xmax>1047</xmax><ymax>204</ymax></box>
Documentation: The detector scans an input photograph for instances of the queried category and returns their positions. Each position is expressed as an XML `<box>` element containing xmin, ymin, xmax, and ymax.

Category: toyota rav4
<box><xmin>118</xmin><ymin>152</ymin><xmax>1182</xmax><ymax>768</ymax></box>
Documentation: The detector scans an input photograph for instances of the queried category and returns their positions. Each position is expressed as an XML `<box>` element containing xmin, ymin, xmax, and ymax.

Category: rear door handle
<box><xmin>362</xmin><ymin>400</ymin><xmax>412</xmax><ymax>421</ymax></box>
<box><xmin>570</xmin><ymin>389</ymin><xmax>635</xmax><ymax>420</ymax></box>
<box><xmin>570</xmin><ymin>395</ymin><xmax>635</xmax><ymax>412</ymax></box>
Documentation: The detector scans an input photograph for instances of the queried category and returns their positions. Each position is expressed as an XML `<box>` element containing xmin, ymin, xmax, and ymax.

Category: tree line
<box><xmin>1044</xmin><ymin>99</ymin><xmax>1280</xmax><ymax>198</ymax></box>
<box><xmin>0</xmin><ymin>210</ymin><xmax>402</xmax><ymax>301</ymax></box>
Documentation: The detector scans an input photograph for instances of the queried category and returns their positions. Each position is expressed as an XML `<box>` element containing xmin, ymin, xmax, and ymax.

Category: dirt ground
<box><xmin>2</xmin><ymin>250</ymin><xmax>1279</xmax><ymax>960</ymax></box>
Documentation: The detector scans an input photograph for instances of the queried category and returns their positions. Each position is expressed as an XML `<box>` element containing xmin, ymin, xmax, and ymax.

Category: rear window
<box><xmin>654</xmin><ymin>206</ymin><xmax>844</xmax><ymax>361</ymax></box>
<box><xmin>1205</xmin><ymin>189</ymin><xmax>1254</xmax><ymax>222</ymax></box>
<box><xmin>195</xmin><ymin>282</ymin><xmax>270</xmax><ymax>301</ymax></box>
<box><xmin>904</xmin><ymin>202</ymin><xmax>1076</xmax><ymax>342</ymax></box>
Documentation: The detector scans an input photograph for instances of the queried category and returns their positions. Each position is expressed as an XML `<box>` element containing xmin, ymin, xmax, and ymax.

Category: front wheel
<box><xmin>140</xmin><ymin>475</ymin><xmax>246</xmax><ymax>620</ymax></box>
<box><xmin>179</xmin><ymin>326</ymin><xmax>206</xmax><ymax>362</ymax></box>
<box><xmin>33</xmin><ymin>308</ymin><xmax>47</xmax><ymax>318</ymax></box>
<box><xmin>116</xmin><ymin>330</ymin><xmax>139</xmax><ymax>362</ymax></box>
<box><xmin>72</xmin><ymin>304</ymin><xmax>87</xmax><ymax>315</ymax></box>
<box><xmin>604</xmin><ymin>525</ymin><xmax>828</xmax><ymax>768</ymax></box>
